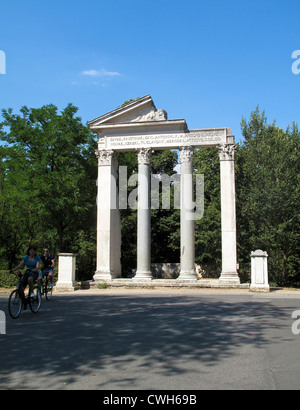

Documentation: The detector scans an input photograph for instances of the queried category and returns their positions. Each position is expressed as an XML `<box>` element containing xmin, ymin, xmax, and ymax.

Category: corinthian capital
<box><xmin>180</xmin><ymin>146</ymin><xmax>194</xmax><ymax>164</ymax></box>
<box><xmin>95</xmin><ymin>149</ymin><xmax>117</xmax><ymax>166</ymax></box>
<box><xmin>217</xmin><ymin>144</ymin><xmax>237</xmax><ymax>161</ymax></box>
<box><xmin>137</xmin><ymin>148</ymin><xmax>151</xmax><ymax>165</ymax></box>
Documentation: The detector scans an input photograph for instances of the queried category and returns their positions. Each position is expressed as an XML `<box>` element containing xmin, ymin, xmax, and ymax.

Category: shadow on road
<box><xmin>0</xmin><ymin>292</ymin><xmax>294</xmax><ymax>389</ymax></box>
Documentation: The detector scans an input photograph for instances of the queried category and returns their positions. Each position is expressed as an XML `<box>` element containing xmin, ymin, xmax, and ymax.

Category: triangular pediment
<box><xmin>88</xmin><ymin>95</ymin><xmax>169</xmax><ymax>128</ymax></box>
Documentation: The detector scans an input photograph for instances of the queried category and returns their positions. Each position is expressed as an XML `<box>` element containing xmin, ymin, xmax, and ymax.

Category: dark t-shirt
<box><xmin>41</xmin><ymin>254</ymin><xmax>54</xmax><ymax>269</ymax></box>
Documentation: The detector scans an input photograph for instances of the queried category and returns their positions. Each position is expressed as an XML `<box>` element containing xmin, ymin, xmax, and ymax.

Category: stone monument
<box><xmin>55</xmin><ymin>253</ymin><xmax>79</xmax><ymax>291</ymax></box>
<box><xmin>88</xmin><ymin>95</ymin><xmax>240</xmax><ymax>285</ymax></box>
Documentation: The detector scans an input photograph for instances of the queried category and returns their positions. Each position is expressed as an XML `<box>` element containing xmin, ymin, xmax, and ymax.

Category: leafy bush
<box><xmin>0</xmin><ymin>268</ymin><xmax>58</xmax><ymax>288</ymax></box>
<box><xmin>0</xmin><ymin>270</ymin><xmax>19</xmax><ymax>288</ymax></box>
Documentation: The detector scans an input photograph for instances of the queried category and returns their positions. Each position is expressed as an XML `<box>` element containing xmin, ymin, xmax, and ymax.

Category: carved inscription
<box><xmin>98</xmin><ymin>129</ymin><xmax>226</xmax><ymax>151</ymax></box>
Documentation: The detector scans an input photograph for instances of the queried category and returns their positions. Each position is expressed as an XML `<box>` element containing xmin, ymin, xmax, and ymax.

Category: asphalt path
<box><xmin>0</xmin><ymin>288</ymin><xmax>300</xmax><ymax>390</ymax></box>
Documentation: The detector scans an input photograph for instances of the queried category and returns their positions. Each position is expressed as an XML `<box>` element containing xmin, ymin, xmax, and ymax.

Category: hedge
<box><xmin>0</xmin><ymin>270</ymin><xmax>19</xmax><ymax>288</ymax></box>
<box><xmin>0</xmin><ymin>269</ymin><xmax>58</xmax><ymax>288</ymax></box>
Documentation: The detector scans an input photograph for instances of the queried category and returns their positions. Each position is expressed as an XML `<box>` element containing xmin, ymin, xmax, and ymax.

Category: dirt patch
<box><xmin>0</xmin><ymin>288</ymin><xmax>12</xmax><ymax>294</ymax></box>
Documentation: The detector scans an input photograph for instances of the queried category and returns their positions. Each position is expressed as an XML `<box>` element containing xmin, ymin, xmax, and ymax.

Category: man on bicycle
<box><xmin>39</xmin><ymin>248</ymin><xmax>55</xmax><ymax>289</ymax></box>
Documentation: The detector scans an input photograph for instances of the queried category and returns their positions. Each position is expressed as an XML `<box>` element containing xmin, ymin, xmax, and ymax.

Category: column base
<box><xmin>94</xmin><ymin>271</ymin><xmax>121</xmax><ymax>281</ymax></box>
<box><xmin>219</xmin><ymin>272</ymin><xmax>240</xmax><ymax>285</ymax></box>
<box><xmin>250</xmin><ymin>284</ymin><xmax>270</xmax><ymax>293</ymax></box>
<box><xmin>177</xmin><ymin>270</ymin><xmax>198</xmax><ymax>281</ymax></box>
<box><xmin>133</xmin><ymin>271</ymin><xmax>153</xmax><ymax>281</ymax></box>
<box><xmin>55</xmin><ymin>281</ymin><xmax>79</xmax><ymax>292</ymax></box>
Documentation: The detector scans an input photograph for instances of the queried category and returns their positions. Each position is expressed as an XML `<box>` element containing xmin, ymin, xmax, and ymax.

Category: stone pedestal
<box><xmin>177</xmin><ymin>147</ymin><xmax>198</xmax><ymax>281</ymax></box>
<box><xmin>56</xmin><ymin>253</ymin><xmax>78</xmax><ymax>291</ymax></box>
<box><xmin>250</xmin><ymin>250</ymin><xmax>270</xmax><ymax>292</ymax></box>
<box><xmin>218</xmin><ymin>144</ymin><xmax>240</xmax><ymax>285</ymax></box>
<box><xmin>134</xmin><ymin>148</ymin><xmax>152</xmax><ymax>280</ymax></box>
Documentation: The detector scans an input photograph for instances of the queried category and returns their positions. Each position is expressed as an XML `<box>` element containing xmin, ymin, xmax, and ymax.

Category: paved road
<box><xmin>0</xmin><ymin>288</ymin><xmax>300</xmax><ymax>390</ymax></box>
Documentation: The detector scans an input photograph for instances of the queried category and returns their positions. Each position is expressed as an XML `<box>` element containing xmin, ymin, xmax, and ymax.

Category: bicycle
<box><xmin>39</xmin><ymin>269</ymin><xmax>53</xmax><ymax>301</ymax></box>
<box><xmin>8</xmin><ymin>270</ymin><xmax>42</xmax><ymax>319</ymax></box>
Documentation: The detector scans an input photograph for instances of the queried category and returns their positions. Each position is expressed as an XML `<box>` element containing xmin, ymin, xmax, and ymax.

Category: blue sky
<box><xmin>0</xmin><ymin>0</ymin><xmax>299</xmax><ymax>142</ymax></box>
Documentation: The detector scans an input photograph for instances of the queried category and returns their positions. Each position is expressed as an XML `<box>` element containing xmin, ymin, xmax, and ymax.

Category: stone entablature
<box><xmin>96</xmin><ymin>128</ymin><xmax>228</xmax><ymax>151</ymax></box>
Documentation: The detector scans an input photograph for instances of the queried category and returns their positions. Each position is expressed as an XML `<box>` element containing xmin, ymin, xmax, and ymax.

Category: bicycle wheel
<box><xmin>8</xmin><ymin>289</ymin><xmax>23</xmax><ymax>319</ymax></box>
<box><xmin>29</xmin><ymin>287</ymin><xmax>42</xmax><ymax>313</ymax></box>
<box><xmin>45</xmin><ymin>278</ymin><xmax>53</xmax><ymax>301</ymax></box>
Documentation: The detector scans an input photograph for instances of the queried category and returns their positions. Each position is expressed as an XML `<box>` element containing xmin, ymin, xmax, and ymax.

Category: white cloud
<box><xmin>81</xmin><ymin>69</ymin><xmax>121</xmax><ymax>77</ymax></box>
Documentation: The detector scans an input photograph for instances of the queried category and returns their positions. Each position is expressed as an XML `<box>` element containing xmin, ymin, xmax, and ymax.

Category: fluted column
<box><xmin>217</xmin><ymin>144</ymin><xmax>240</xmax><ymax>284</ymax></box>
<box><xmin>178</xmin><ymin>146</ymin><xmax>197</xmax><ymax>280</ymax></box>
<box><xmin>94</xmin><ymin>149</ymin><xmax>121</xmax><ymax>280</ymax></box>
<box><xmin>134</xmin><ymin>148</ymin><xmax>152</xmax><ymax>280</ymax></box>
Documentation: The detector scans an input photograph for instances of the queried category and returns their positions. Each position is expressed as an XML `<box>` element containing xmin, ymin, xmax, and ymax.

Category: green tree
<box><xmin>0</xmin><ymin>104</ymin><xmax>97</xmax><ymax>271</ymax></box>
<box><xmin>0</xmin><ymin>144</ymin><xmax>36</xmax><ymax>268</ymax></box>
<box><xmin>236</xmin><ymin>108</ymin><xmax>300</xmax><ymax>286</ymax></box>
<box><xmin>150</xmin><ymin>150</ymin><xmax>180</xmax><ymax>264</ymax></box>
<box><xmin>194</xmin><ymin>148</ymin><xmax>221</xmax><ymax>276</ymax></box>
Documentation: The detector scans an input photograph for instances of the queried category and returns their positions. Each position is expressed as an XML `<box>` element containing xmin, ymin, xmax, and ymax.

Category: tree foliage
<box><xmin>193</xmin><ymin>148</ymin><xmax>221</xmax><ymax>276</ymax></box>
<box><xmin>236</xmin><ymin>108</ymin><xmax>300</xmax><ymax>286</ymax></box>
<box><xmin>0</xmin><ymin>104</ymin><xmax>97</xmax><ymax>275</ymax></box>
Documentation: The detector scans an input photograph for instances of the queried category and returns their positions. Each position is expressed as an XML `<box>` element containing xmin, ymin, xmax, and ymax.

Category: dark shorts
<box><xmin>39</xmin><ymin>269</ymin><xmax>53</xmax><ymax>279</ymax></box>
<box><xmin>21</xmin><ymin>270</ymin><xmax>39</xmax><ymax>288</ymax></box>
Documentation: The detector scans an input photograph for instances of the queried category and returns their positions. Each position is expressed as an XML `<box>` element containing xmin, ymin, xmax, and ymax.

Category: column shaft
<box><xmin>178</xmin><ymin>146</ymin><xmax>197</xmax><ymax>280</ymax></box>
<box><xmin>135</xmin><ymin>148</ymin><xmax>152</xmax><ymax>280</ymax></box>
<box><xmin>218</xmin><ymin>144</ymin><xmax>240</xmax><ymax>284</ymax></box>
<box><xmin>94</xmin><ymin>150</ymin><xmax>121</xmax><ymax>280</ymax></box>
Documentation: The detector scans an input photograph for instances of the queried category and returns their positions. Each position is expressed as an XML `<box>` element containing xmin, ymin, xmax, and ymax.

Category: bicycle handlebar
<box><xmin>10</xmin><ymin>269</ymin><xmax>37</xmax><ymax>278</ymax></box>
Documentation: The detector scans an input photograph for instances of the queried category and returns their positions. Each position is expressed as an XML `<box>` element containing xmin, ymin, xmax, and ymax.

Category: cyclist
<box><xmin>11</xmin><ymin>246</ymin><xmax>41</xmax><ymax>297</ymax></box>
<box><xmin>39</xmin><ymin>248</ymin><xmax>55</xmax><ymax>289</ymax></box>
